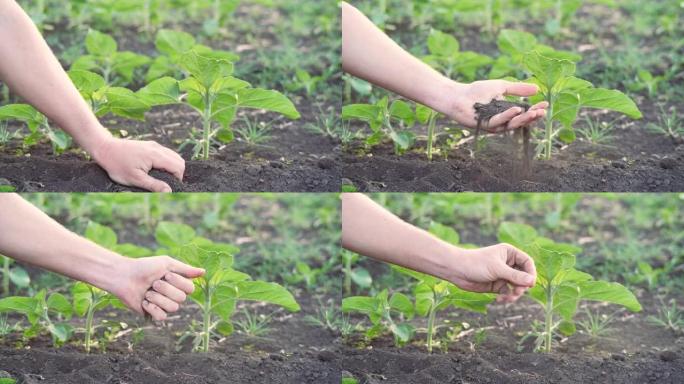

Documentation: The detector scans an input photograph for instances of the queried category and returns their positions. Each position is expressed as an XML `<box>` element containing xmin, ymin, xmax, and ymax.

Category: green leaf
<box><xmin>558</xmin><ymin>320</ymin><xmax>576</xmax><ymax>336</ymax></box>
<box><xmin>85</xmin><ymin>30</ymin><xmax>117</xmax><ymax>57</ymax></box>
<box><xmin>234</xmin><ymin>281</ymin><xmax>300</xmax><ymax>312</ymax></box>
<box><xmin>389</xmin><ymin>100</ymin><xmax>414</xmax><ymax>126</ymax></box>
<box><xmin>155</xmin><ymin>29</ymin><xmax>196</xmax><ymax>57</ymax></box>
<box><xmin>112</xmin><ymin>51</ymin><xmax>150</xmax><ymax>81</ymax></box>
<box><xmin>85</xmin><ymin>221</ymin><xmax>117</xmax><ymax>249</ymax></box>
<box><xmin>523</xmin><ymin>51</ymin><xmax>576</xmax><ymax>90</ymax></box>
<box><xmin>414</xmin><ymin>282</ymin><xmax>434</xmax><ymax>316</ymax></box>
<box><xmin>427</xmin><ymin>29</ymin><xmax>459</xmax><ymax>57</ymax></box>
<box><xmin>577</xmin><ymin>280</ymin><xmax>642</xmax><ymax>312</ymax></box>
<box><xmin>558</xmin><ymin>127</ymin><xmax>576</xmax><ymax>144</ymax></box>
<box><xmin>342</xmin><ymin>296</ymin><xmax>377</xmax><ymax>315</ymax></box>
<box><xmin>498</xmin><ymin>29</ymin><xmax>537</xmax><ymax>58</ymax></box>
<box><xmin>0</xmin><ymin>296</ymin><xmax>38</xmax><ymax>317</ymax></box>
<box><xmin>552</xmin><ymin>91</ymin><xmax>580</xmax><ymax>129</ymax></box>
<box><xmin>0</xmin><ymin>104</ymin><xmax>46</xmax><ymax>130</ymax></box>
<box><xmin>578</xmin><ymin>88</ymin><xmax>642</xmax><ymax>119</ymax></box>
<box><xmin>47</xmin><ymin>293</ymin><xmax>72</xmax><ymax>318</ymax></box>
<box><xmin>553</xmin><ymin>284</ymin><xmax>579</xmax><ymax>320</ymax></box>
<box><xmin>155</xmin><ymin>221</ymin><xmax>196</xmax><ymax>249</ymax></box>
<box><xmin>8</xmin><ymin>266</ymin><xmax>30</xmax><ymax>288</ymax></box>
<box><xmin>49</xmin><ymin>323</ymin><xmax>73</xmax><ymax>343</ymax></box>
<box><xmin>137</xmin><ymin>77</ymin><xmax>181</xmax><ymax>106</ymax></box>
<box><xmin>389</xmin><ymin>292</ymin><xmax>414</xmax><ymax>318</ymax></box>
<box><xmin>497</xmin><ymin>222</ymin><xmax>538</xmax><ymax>249</ymax></box>
<box><xmin>429</xmin><ymin>222</ymin><xmax>460</xmax><ymax>244</ymax></box>
<box><xmin>71</xmin><ymin>282</ymin><xmax>92</xmax><ymax>317</ymax></box>
<box><xmin>390</xmin><ymin>131</ymin><xmax>414</xmax><ymax>151</ymax></box>
<box><xmin>415</xmin><ymin>104</ymin><xmax>435</xmax><ymax>124</ymax></box>
<box><xmin>68</xmin><ymin>70</ymin><xmax>106</xmax><ymax>96</ymax></box>
<box><xmin>104</xmin><ymin>87</ymin><xmax>150</xmax><ymax>120</ymax></box>
<box><xmin>341</xmin><ymin>104</ymin><xmax>382</xmax><ymax>129</ymax></box>
<box><xmin>215</xmin><ymin>320</ymin><xmax>234</xmax><ymax>336</ymax></box>
<box><xmin>179</xmin><ymin>50</ymin><xmax>232</xmax><ymax>90</ymax></box>
<box><xmin>234</xmin><ymin>88</ymin><xmax>300</xmax><ymax>119</ymax></box>
<box><xmin>390</xmin><ymin>322</ymin><xmax>414</xmax><ymax>344</ymax></box>
<box><xmin>350</xmin><ymin>267</ymin><xmax>372</xmax><ymax>288</ymax></box>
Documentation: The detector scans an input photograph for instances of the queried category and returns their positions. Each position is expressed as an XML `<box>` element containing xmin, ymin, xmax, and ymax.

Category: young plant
<box><xmin>647</xmin><ymin>104</ymin><xmax>683</xmax><ymax>145</ymax></box>
<box><xmin>1</xmin><ymin>254</ymin><xmax>30</xmax><ymax>295</ymax></box>
<box><xmin>69</xmin><ymin>70</ymin><xmax>151</xmax><ymax>121</ymax></box>
<box><xmin>138</xmin><ymin>50</ymin><xmax>300</xmax><ymax>160</ymax></box>
<box><xmin>0</xmin><ymin>104</ymin><xmax>71</xmax><ymax>154</ymax></box>
<box><xmin>155</xmin><ymin>222</ymin><xmax>300</xmax><ymax>352</ymax></box>
<box><xmin>341</xmin><ymin>250</ymin><xmax>372</xmax><ymax>295</ymax></box>
<box><xmin>498</xmin><ymin>222</ymin><xmax>642</xmax><ymax>352</ymax></box>
<box><xmin>394</xmin><ymin>223</ymin><xmax>494</xmax><ymax>353</ymax></box>
<box><xmin>422</xmin><ymin>29</ymin><xmax>492</xmax><ymax>81</ymax></box>
<box><xmin>71</xmin><ymin>30</ymin><xmax>150</xmax><ymax>86</ymax></box>
<box><xmin>523</xmin><ymin>50</ymin><xmax>642</xmax><ymax>159</ymax></box>
<box><xmin>0</xmin><ymin>289</ymin><xmax>73</xmax><ymax>346</ymax></box>
<box><xmin>71</xmin><ymin>282</ymin><xmax>124</xmax><ymax>353</ymax></box>
<box><xmin>341</xmin><ymin>96</ymin><xmax>416</xmax><ymax>154</ymax></box>
<box><xmin>647</xmin><ymin>299</ymin><xmax>684</xmax><ymax>335</ymax></box>
<box><xmin>342</xmin><ymin>289</ymin><xmax>415</xmax><ymax>346</ymax></box>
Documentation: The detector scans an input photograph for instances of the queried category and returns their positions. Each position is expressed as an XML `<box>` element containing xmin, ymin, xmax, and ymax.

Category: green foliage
<box><xmin>69</xmin><ymin>70</ymin><xmax>151</xmax><ymax>121</ymax></box>
<box><xmin>0</xmin><ymin>104</ymin><xmax>71</xmax><ymax>154</ymax></box>
<box><xmin>71</xmin><ymin>29</ymin><xmax>150</xmax><ymax>85</ymax></box>
<box><xmin>1</xmin><ymin>255</ymin><xmax>30</xmax><ymax>295</ymax></box>
<box><xmin>342</xmin><ymin>289</ymin><xmax>415</xmax><ymax>346</ymax></box>
<box><xmin>72</xmin><ymin>282</ymin><xmax>124</xmax><ymax>353</ymax></box>
<box><xmin>139</xmin><ymin>47</ymin><xmax>299</xmax><ymax>160</ymax></box>
<box><xmin>342</xmin><ymin>251</ymin><xmax>372</xmax><ymax>295</ymax></box>
<box><xmin>341</xmin><ymin>97</ymin><xmax>418</xmax><ymax>154</ymax></box>
<box><xmin>498</xmin><ymin>222</ymin><xmax>641</xmax><ymax>352</ymax></box>
<box><xmin>422</xmin><ymin>29</ymin><xmax>492</xmax><ymax>81</ymax></box>
<box><xmin>0</xmin><ymin>290</ymin><xmax>73</xmax><ymax>346</ymax></box>
<box><xmin>155</xmin><ymin>222</ymin><xmax>300</xmax><ymax>352</ymax></box>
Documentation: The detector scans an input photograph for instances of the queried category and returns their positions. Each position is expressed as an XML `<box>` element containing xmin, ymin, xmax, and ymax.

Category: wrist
<box><xmin>78</xmin><ymin>122</ymin><xmax>114</xmax><ymax>162</ymax></box>
<box><xmin>428</xmin><ymin>79</ymin><xmax>468</xmax><ymax>119</ymax></box>
<box><xmin>90</xmin><ymin>250</ymin><xmax>134</xmax><ymax>296</ymax></box>
<box><xmin>412</xmin><ymin>232</ymin><xmax>467</xmax><ymax>282</ymax></box>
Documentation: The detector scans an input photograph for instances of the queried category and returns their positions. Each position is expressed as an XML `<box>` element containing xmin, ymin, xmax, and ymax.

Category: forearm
<box><xmin>341</xmin><ymin>2</ymin><xmax>463</xmax><ymax>115</ymax></box>
<box><xmin>0</xmin><ymin>194</ymin><xmax>129</xmax><ymax>293</ymax></box>
<box><xmin>0</xmin><ymin>1</ymin><xmax>111</xmax><ymax>154</ymax></box>
<box><xmin>341</xmin><ymin>193</ymin><xmax>461</xmax><ymax>281</ymax></box>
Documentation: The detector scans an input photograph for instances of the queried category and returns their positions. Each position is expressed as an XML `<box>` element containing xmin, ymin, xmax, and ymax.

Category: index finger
<box><xmin>151</xmin><ymin>146</ymin><xmax>186</xmax><ymax>182</ymax></box>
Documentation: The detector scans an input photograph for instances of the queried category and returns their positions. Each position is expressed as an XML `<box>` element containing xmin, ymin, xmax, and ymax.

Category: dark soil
<box><xmin>0</xmin><ymin>102</ymin><xmax>340</xmax><ymax>192</ymax></box>
<box><xmin>0</xmin><ymin>293</ymin><xmax>342</xmax><ymax>384</ymax></box>
<box><xmin>343</xmin><ymin>98</ymin><xmax>684</xmax><ymax>192</ymax></box>
<box><xmin>340</xmin><ymin>292</ymin><xmax>684</xmax><ymax>384</ymax></box>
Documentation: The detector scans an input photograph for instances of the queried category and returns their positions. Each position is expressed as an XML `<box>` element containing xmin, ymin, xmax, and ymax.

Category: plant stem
<box><xmin>543</xmin><ymin>97</ymin><xmax>554</xmax><ymax>160</ymax></box>
<box><xmin>202</xmin><ymin>289</ymin><xmax>212</xmax><ymax>352</ymax></box>
<box><xmin>426</xmin><ymin>112</ymin><xmax>436</xmax><ymax>161</ymax></box>
<box><xmin>202</xmin><ymin>98</ymin><xmax>212</xmax><ymax>160</ymax></box>
<box><xmin>85</xmin><ymin>303</ymin><xmax>95</xmax><ymax>353</ymax></box>
<box><xmin>2</xmin><ymin>257</ymin><xmax>9</xmax><ymax>294</ymax></box>
<box><xmin>343</xmin><ymin>254</ymin><xmax>352</xmax><ymax>295</ymax></box>
<box><xmin>426</xmin><ymin>304</ymin><xmax>437</xmax><ymax>353</ymax></box>
<box><xmin>213</xmin><ymin>0</ymin><xmax>221</xmax><ymax>24</ymax></box>
<box><xmin>544</xmin><ymin>286</ymin><xmax>554</xmax><ymax>353</ymax></box>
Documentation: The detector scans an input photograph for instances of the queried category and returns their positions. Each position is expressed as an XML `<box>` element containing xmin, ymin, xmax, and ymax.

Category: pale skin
<box><xmin>0</xmin><ymin>1</ymin><xmax>184</xmax><ymax>192</ymax></box>
<box><xmin>342</xmin><ymin>2</ymin><xmax>548</xmax><ymax>133</ymax></box>
<box><xmin>0</xmin><ymin>194</ymin><xmax>205</xmax><ymax>321</ymax></box>
<box><xmin>342</xmin><ymin>194</ymin><xmax>537</xmax><ymax>302</ymax></box>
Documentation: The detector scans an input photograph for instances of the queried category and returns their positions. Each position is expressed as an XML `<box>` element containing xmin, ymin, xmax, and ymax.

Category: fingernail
<box><xmin>143</xmin><ymin>300</ymin><xmax>149</xmax><ymax>306</ymax></box>
<box><xmin>525</xmin><ymin>276</ymin><xmax>535</xmax><ymax>285</ymax></box>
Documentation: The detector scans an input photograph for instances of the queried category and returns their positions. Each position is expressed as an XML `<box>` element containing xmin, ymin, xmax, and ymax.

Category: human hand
<box><xmin>110</xmin><ymin>256</ymin><xmax>205</xmax><ymax>321</ymax></box>
<box><xmin>446</xmin><ymin>243</ymin><xmax>537</xmax><ymax>303</ymax></box>
<box><xmin>447</xmin><ymin>80</ymin><xmax>548</xmax><ymax>132</ymax></box>
<box><xmin>91</xmin><ymin>137</ymin><xmax>185</xmax><ymax>192</ymax></box>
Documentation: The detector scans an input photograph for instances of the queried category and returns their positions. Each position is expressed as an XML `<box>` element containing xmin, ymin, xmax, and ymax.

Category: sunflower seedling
<box><xmin>0</xmin><ymin>290</ymin><xmax>73</xmax><ymax>346</ymax></box>
<box><xmin>498</xmin><ymin>222</ymin><xmax>642</xmax><ymax>352</ymax></box>
<box><xmin>342</xmin><ymin>289</ymin><xmax>415</xmax><ymax>346</ymax></box>
<box><xmin>155</xmin><ymin>222</ymin><xmax>300</xmax><ymax>352</ymax></box>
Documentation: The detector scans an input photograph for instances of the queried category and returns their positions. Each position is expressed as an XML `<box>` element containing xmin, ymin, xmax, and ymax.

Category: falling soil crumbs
<box><xmin>0</xmin><ymin>294</ymin><xmax>342</xmax><ymax>384</ymax></box>
<box><xmin>473</xmin><ymin>99</ymin><xmax>532</xmax><ymax>176</ymax></box>
<box><xmin>340</xmin><ymin>292</ymin><xmax>684</xmax><ymax>384</ymax></box>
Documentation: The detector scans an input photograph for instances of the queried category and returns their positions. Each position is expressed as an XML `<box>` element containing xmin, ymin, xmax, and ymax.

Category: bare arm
<box><xmin>0</xmin><ymin>194</ymin><xmax>205</xmax><ymax>320</ymax></box>
<box><xmin>341</xmin><ymin>193</ymin><xmax>536</xmax><ymax>302</ymax></box>
<box><xmin>341</xmin><ymin>2</ymin><xmax>547</xmax><ymax>132</ymax></box>
<box><xmin>0</xmin><ymin>1</ymin><xmax>184</xmax><ymax>192</ymax></box>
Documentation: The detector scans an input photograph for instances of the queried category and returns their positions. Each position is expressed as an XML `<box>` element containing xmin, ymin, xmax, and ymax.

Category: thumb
<box><xmin>503</xmin><ymin>81</ymin><xmax>539</xmax><ymax>97</ymax></box>
<box><xmin>135</xmin><ymin>172</ymin><xmax>172</xmax><ymax>193</ymax></box>
<box><xmin>498</xmin><ymin>263</ymin><xmax>536</xmax><ymax>287</ymax></box>
<box><xmin>170</xmin><ymin>259</ymin><xmax>205</xmax><ymax>278</ymax></box>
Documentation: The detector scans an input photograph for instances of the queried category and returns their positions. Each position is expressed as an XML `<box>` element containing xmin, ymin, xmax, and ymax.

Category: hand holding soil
<box><xmin>452</xmin><ymin>80</ymin><xmax>547</xmax><ymax>132</ymax></box>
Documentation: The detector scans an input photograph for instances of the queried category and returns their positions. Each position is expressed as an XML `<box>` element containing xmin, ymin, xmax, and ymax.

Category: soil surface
<box><xmin>0</xmin><ymin>103</ymin><xmax>340</xmax><ymax>192</ymax></box>
<box><xmin>340</xmin><ymin>292</ymin><xmax>684</xmax><ymax>384</ymax></box>
<box><xmin>344</xmin><ymin>98</ymin><xmax>684</xmax><ymax>192</ymax></box>
<box><xmin>0</xmin><ymin>294</ymin><xmax>342</xmax><ymax>384</ymax></box>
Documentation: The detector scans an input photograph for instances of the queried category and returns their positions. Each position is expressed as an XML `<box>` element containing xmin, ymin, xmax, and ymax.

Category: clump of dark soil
<box><xmin>340</xmin><ymin>292</ymin><xmax>684</xmax><ymax>384</ymax></box>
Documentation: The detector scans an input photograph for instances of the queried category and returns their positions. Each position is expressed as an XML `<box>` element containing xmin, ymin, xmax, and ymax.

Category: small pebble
<box><xmin>660</xmin><ymin>350</ymin><xmax>677</xmax><ymax>362</ymax></box>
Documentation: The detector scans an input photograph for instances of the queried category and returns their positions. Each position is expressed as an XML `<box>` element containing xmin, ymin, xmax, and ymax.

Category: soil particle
<box><xmin>659</xmin><ymin>158</ymin><xmax>677</xmax><ymax>170</ymax></box>
<box><xmin>660</xmin><ymin>350</ymin><xmax>678</xmax><ymax>362</ymax></box>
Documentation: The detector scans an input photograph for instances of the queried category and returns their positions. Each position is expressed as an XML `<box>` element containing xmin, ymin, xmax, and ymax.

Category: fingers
<box><xmin>503</xmin><ymin>81</ymin><xmax>539</xmax><ymax>97</ymax></box>
<box><xmin>486</xmin><ymin>107</ymin><xmax>524</xmax><ymax>131</ymax></box>
<box><xmin>150</xmin><ymin>143</ymin><xmax>185</xmax><ymax>182</ymax></box>
<box><xmin>145</xmin><ymin>290</ymin><xmax>180</xmax><ymax>313</ymax></box>
<box><xmin>506</xmin><ymin>109</ymin><xmax>547</xmax><ymax>130</ymax></box>
<box><xmin>134</xmin><ymin>171</ymin><xmax>173</xmax><ymax>193</ymax></box>
<box><xmin>505</xmin><ymin>245</ymin><xmax>537</xmax><ymax>284</ymax></box>
<box><xmin>143</xmin><ymin>300</ymin><xmax>167</xmax><ymax>321</ymax></box>
<box><xmin>152</xmin><ymin>278</ymin><xmax>188</xmax><ymax>302</ymax></box>
<box><xmin>169</xmin><ymin>259</ymin><xmax>206</xmax><ymax>279</ymax></box>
